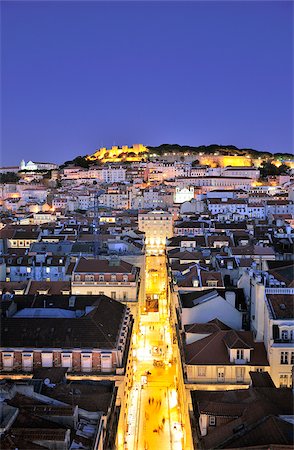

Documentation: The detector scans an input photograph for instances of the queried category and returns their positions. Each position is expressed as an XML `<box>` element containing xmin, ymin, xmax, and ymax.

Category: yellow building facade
<box><xmin>86</xmin><ymin>144</ymin><xmax>148</xmax><ymax>163</ymax></box>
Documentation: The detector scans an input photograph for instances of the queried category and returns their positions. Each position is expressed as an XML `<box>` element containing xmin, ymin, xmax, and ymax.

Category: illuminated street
<box><xmin>121</xmin><ymin>252</ymin><xmax>190</xmax><ymax>450</ymax></box>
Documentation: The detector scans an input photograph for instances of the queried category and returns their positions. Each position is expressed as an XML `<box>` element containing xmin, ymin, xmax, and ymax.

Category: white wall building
<box><xmin>238</xmin><ymin>270</ymin><xmax>294</xmax><ymax>388</ymax></box>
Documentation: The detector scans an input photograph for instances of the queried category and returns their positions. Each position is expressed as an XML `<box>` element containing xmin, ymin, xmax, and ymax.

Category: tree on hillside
<box><xmin>72</xmin><ymin>156</ymin><xmax>90</xmax><ymax>168</ymax></box>
<box><xmin>0</xmin><ymin>172</ymin><xmax>20</xmax><ymax>183</ymax></box>
<box><xmin>260</xmin><ymin>161</ymin><xmax>290</xmax><ymax>178</ymax></box>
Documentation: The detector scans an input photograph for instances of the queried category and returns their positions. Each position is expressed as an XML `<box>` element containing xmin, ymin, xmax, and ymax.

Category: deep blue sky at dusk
<box><xmin>1</xmin><ymin>1</ymin><xmax>293</xmax><ymax>166</ymax></box>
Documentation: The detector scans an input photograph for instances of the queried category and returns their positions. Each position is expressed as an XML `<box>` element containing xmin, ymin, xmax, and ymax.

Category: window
<box><xmin>99</xmin><ymin>275</ymin><xmax>104</xmax><ymax>281</ymax></box>
<box><xmin>236</xmin><ymin>349</ymin><xmax>244</xmax><ymax>360</ymax></box>
<box><xmin>75</xmin><ymin>275</ymin><xmax>81</xmax><ymax>281</ymax></box>
<box><xmin>46</xmin><ymin>267</ymin><xmax>50</xmax><ymax>273</ymax></box>
<box><xmin>111</xmin><ymin>291</ymin><xmax>116</xmax><ymax>299</ymax></box>
<box><xmin>41</xmin><ymin>352</ymin><xmax>53</xmax><ymax>368</ymax></box>
<box><xmin>198</xmin><ymin>367</ymin><xmax>206</xmax><ymax>377</ymax></box>
<box><xmin>281</xmin><ymin>352</ymin><xmax>289</xmax><ymax>364</ymax></box>
<box><xmin>101</xmin><ymin>352</ymin><xmax>113</xmax><ymax>373</ymax></box>
<box><xmin>99</xmin><ymin>291</ymin><xmax>104</xmax><ymax>296</ymax></box>
<box><xmin>85</xmin><ymin>275</ymin><xmax>94</xmax><ymax>282</ymax></box>
<box><xmin>236</xmin><ymin>367</ymin><xmax>245</xmax><ymax>382</ymax></box>
<box><xmin>123</xmin><ymin>292</ymin><xmax>128</xmax><ymax>301</ymax></box>
<box><xmin>61</xmin><ymin>353</ymin><xmax>72</xmax><ymax>368</ymax></box>
<box><xmin>2</xmin><ymin>352</ymin><xmax>14</xmax><ymax>370</ymax></box>
<box><xmin>207</xmin><ymin>280</ymin><xmax>218</xmax><ymax>287</ymax></box>
<box><xmin>281</xmin><ymin>330</ymin><xmax>288</xmax><ymax>340</ymax></box>
<box><xmin>291</xmin><ymin>352</ymin><xmax>294</xmax><ymax>365</ymax></box>
<box><xmin>22</xmin><ymin>352</ymin><xmax>34</xmax><ymax>371</ymax></box>
<box><xmin>123</xmin><ymin>275</ymin><xmax>128</xmax><ymax>282</ymax></box>
<box><xmin>209</xmin><ymin>416</ymin><xmax>216</xmax><ymax>426</ymax></box>
<box><xmin>217</xmin><ymin>367</ymin><xmax>225</xmax><ymax>382</ymax></box>
<box><xmin>81</xmin><ymin>353</ymin><xmax>92</xmax><ymax>372</ymax></box>
<box><xmin>279</xmin><ymin>374</ymin><xmax>288</xmax><ymax>388</ymax></box>
<box><xmin>111</xmin><ymin>274</ymin><xmax>116</xmax><ymax>282</ymax></box>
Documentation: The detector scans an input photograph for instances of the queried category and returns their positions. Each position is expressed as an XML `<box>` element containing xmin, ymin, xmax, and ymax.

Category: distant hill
<box><xmin>147</xmin><ymin>144</ymin><xmax>293</xmax><ymax>160</ymax></box>
<box><xmin>61</xmin><ymin>144</ymin><xmax>293</xmax><ymax>167</ymax></box>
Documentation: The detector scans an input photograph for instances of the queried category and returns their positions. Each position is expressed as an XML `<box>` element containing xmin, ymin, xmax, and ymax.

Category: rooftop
<box><xmin>74</xmin><ymin>256</ymin><xmax>136</xmax><ymax>274</ymax></box>
<box><xmin>184</xmin><ymin>329</ymin><xmax>268</xmax><ymax>366</ymax></box>
<box><xmin>1</xmin><ymin>295</ymin><xmax>127</xmax><ymax>349</ymax></box>
<box><xmin>266</xmin><ymin>294</ymin><xmax>294</xmax><ymax>320</ymax></box>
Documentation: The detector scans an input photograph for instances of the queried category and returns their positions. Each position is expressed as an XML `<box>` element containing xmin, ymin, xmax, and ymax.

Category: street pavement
<box><xmin>125</xmin><ymin>254</ymin><xmax>184</xmax><ymax>450</ymax></box>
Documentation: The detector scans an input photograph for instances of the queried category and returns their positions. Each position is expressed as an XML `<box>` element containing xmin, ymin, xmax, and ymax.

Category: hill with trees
<box><xmin>61</xmin><ymin>144</ymin><xmax>293</xmax><ymax>167</ymax></box>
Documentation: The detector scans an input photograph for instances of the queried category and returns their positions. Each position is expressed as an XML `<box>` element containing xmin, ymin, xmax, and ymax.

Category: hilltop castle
<box><xmin>86</xmin><ymin>144</ymin><xmax>148</xmax><ymax>163</ymax></box>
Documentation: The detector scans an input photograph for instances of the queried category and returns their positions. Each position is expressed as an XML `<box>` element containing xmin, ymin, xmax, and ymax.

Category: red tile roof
<box><xmin>184</xmin><ymin>330</ymin><xmax>268</xmax><ymax>366</ymax></box>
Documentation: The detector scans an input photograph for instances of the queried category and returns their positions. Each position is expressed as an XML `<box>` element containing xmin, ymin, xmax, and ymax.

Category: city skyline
<box><xmin>1</xmin><ymin>1</ymin><xmax>293</xmax><ymax>166</ymax></box>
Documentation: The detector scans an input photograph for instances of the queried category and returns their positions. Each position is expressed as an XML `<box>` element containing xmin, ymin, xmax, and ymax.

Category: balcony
<box><xmin>273</xmin><ymin>339</ymin><xmax>294</xmax><ymax>344</ymax></box>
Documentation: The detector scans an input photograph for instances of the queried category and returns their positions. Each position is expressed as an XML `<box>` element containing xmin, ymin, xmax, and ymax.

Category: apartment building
<box><xmin>0</xmin><ymin>294</ymin><xmax>132</xmax><ymax>375</ymax></box>
<box><xmin>239</xmin><ymin>270</ymin><xmax>294</xmax><ymax>387</ymax></box>
<box><xmin>71</xmin><ymin>256</ymin><xmax>140</xmax><ymax>303</ymax></box>
<box><xmin>4</xmin><ymin>255</ymin><xmax>70</xmax><ymax>282</ymax></box>
<box><xmin>221</xmin><ymin>166</ymin><xmax>260</xmax><ymax>179</ymax></box>
<box><xmin>183</xmin><ymin>323</ymin><xmax>268</xmax><ymax>387</ymax></box>
<box><xmin>138</xmin><ymin>209</ymin><xmax>173</xmax><ymax>252</ymax></box>
<box><xmin>191</xmin><ymin>372</ymin><xmax>293</xmax><ymax>449</ymax></box>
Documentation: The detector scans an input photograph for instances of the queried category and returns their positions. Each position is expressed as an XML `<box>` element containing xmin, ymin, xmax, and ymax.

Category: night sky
<box><xmin>1</xmin><ymin>1</ymin><xmax>293</xmax><ymax>166</ymax></box>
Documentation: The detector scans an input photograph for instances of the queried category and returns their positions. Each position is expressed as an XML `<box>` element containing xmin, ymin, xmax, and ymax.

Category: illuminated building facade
<box><xmin>138</xmin><ymin>209</ymin><xmax>173</xmax><ymax>253</ymax></box>
<box><xmin>86</xmin><ymin>144</ymin><xmax>148</xmax><ymax>163</ymax></box>
<box><xmin>174</xmin><ymin>186</ymin><xmax>195</xmax><ymax>204</ymax></box>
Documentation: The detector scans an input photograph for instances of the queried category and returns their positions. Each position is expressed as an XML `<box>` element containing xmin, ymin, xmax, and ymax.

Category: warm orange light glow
<box><xmin>198</xmin><ymin>155</ymin><xmax>252</xmax><ymax>167</ymax></box>
<box><xmin>86</xmin><ymin>144</ymin><xmax>148</xmax><ymax>163</ymax></box>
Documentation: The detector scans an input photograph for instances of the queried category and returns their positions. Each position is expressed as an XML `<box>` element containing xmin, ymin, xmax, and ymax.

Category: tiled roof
<box><xmin>266</xmin><ymin>294</ymin><xmax>294</xmax><ymax>320</ymax></box>
<box><xmin>184</xmin><ymin>319</ymin><xmax>231</xmax><ymax>334</ymax></box>
<box><xmin>198</xmin><ymin>401</ymin><xmax>245</xmax><ymax>417</ymax></box>
<box><xmin>267</xmin><ymin>261</ymin><xmax>294</xmax><ymax>288</ymax></box>
<box><xmin>231</xmin><ymin>245</ymin><xmax>275</xmax><ymax>256</ymax></box>
<box><xmin>1</xmin><ymin>295</ymin><xmax>126</xmax><ymax>349</ymax></box>
<box><xmin>184</xmin><ymin>330</ymin><xmax>268</xmax><ymax>366</ymax></box>
<box><xmin>223</xmin><ymin>330</ymin><xmax>253</xmax><ymax>349</ymax></box>
<box><xmin>26</xmin><ymin>281</ymin><xmax>71</xmax><ymax>295</ymax></box>
<box><xmin>249</xmin><ymin>371</ymin><xmax>276</xmax><ymax>388</ymax></box>
<box><xmin>74</xmin><ymin>257</ymin><xmax>135</xmax><ymax>273</ymax></box>
<box><xmin>42</xmin><ymin>380</ymin><xmax>115</xmax><ymax>413</ymax></box>
<box><xmin>191</xmin><ymin>378</ymin><xmax>294</xmax><ymax>449</ymax></box>
<box><xmin>200</xmin><ymin>271</ymin><xmax>224</xmax><ymax>287</ymax></box>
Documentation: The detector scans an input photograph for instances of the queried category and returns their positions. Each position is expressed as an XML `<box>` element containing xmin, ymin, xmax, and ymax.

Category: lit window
<box><xmin>236</xmin><ymin>349</ymin><xmax>244</xmax><ymax>360</ymax></box>
<box><xmin>279</xmin><ymin>374</ymin><xmax>288</xmax><ymax>387</ymax></box>
<box><xmin>209</xmin><ymin>416</ymin><xmax>216</xmax><ymax>426</ymax></box>
<box><xmin>280</xmin><ymin>352</ymin><xmax>289</xmax><ymax>364</ymax></box>
<box><xmin>85</xmin><ymin>275</ymin><xmax>94</xmax><ymax>282</ymax></box>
